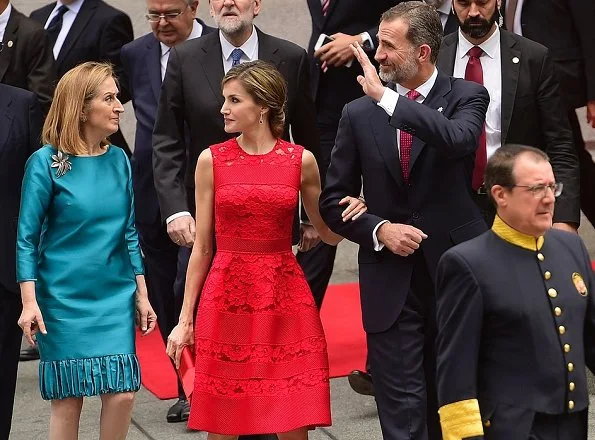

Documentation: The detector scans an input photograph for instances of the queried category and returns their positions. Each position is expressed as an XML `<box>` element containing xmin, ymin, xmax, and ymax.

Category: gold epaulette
<box><xmin>438</xmin><ymin>398</ymin><xmax>484</xmax><ymax>440</ymax></box>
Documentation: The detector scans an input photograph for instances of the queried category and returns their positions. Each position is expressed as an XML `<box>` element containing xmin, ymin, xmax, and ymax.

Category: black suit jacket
<box><xmin>153</xmin><ymin>28</ymin><xmax>320</xmax><ymax>221</ymax></box>
<box><xmin>120</xmin><ymin>20</ymin><xmax>215</xmax><ymax>225</ymax></box>
<box><xmin>319</xmin><ymin>71</ymin><xmax>489</xmax><ymax>333</ymax></box>
<box><xmin>0</xmin><ymin>7</ymin><xmax>56</xmax><ymax>113</ymax></box>
<box><xmin>437</xmin><ymin>29</ymin><xmax>580</xmax><ymax>225</ymax></box>
<box><xmin>307</xmin><ymin>0</ymin><xmax>397</xmax><ymax>107</ymax></box>
<box><xmin>30</xmin><ymin>0</ymin><xmax>133</xmax><ymax>152</ymax></box>
<box><xmin>436</xmin><ymin>228</ymin><xmax>595</xmax><ymax>437</ymax></box>
<box><xmin>501</xmin><ymin>0</ymin><xmax>595</xmax><ymax>109</ymax></box>
<box><xmin>0</xmin><ymin>84</ymin><xmax>42</xmax><ymax>295</ymax></box>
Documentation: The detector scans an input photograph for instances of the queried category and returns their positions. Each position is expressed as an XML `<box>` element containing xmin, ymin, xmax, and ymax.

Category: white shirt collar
<box><xmin>160</xmin><ymin>19</ymin><xmax>204</xmax><ymax>55</ymax></box>
<box><xmin>437</xmin><ymin>0</ymin><xmax>452</xmax><ymax>16</ymax></box>
<box><xmin>55</xmin><ymin>0</ymin><xmax>85</xmax><ymax>15</ymax></box>
<box><xmin>219</xmin><ymin>25</ymin><xmax>258</xmax><ymax>62</ymax></box>
<box><xmin>396</xmin><ymin>67</ymin><xmax>439</xmax><ymax>100</ymax></box>
<box><xmin>0</xmin><ymin>3</ymin><xmax>12</xmax><ymax>39</ymax></box>
<box><xmin>457</xmin><ymin>25</ymin><xmax>500</xmax><ymax>60</ymax></box>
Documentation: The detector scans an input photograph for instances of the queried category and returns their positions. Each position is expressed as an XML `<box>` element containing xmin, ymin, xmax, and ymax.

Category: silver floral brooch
<box><xmin>51</xmin><ymin>150</ymin><xmax>72</xmax><ymax>178</ymax></box>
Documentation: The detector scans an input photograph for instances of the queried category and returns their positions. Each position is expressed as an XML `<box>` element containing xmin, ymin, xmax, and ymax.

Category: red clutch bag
<box><xmin>178</xmin><ymin>346</ymin><xmax>195</xmax><ymax>401</ymax></box>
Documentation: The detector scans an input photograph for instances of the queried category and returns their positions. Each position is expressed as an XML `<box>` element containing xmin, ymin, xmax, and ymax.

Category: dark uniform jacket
<box><xmin>435</xmin><ymin>216</ymin><xmax>595</xmax><ymax>439</ymax></box>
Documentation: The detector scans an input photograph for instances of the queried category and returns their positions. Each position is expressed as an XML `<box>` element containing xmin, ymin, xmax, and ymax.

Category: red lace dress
<box><xmin>187</xmin><ymin>138</ymin><xmax>331</xmax><ymax>434</ymax></box>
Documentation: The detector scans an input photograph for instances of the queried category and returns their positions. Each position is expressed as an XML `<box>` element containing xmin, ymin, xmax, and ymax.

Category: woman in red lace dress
<box><xmin>166</xmin><ymin>61</ymin><xmax>366</xmax><ymax>439</ymax></box>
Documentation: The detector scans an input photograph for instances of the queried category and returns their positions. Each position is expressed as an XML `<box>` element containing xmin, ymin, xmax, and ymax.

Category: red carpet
<box><xmin>136</xmin><ymin>283</ymin><xmax>367</xmax><ymax>400</ymax></box>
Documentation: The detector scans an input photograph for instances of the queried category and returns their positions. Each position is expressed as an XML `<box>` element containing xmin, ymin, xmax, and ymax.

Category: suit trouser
<box><xmin>0</xmin><ymin>286</ymin><xmax>23</xmax><ymax>440</ymax></box>
<box><xmin>567</xmin><ymin>108</ymin><xmax>595</xmax><ymax>227</ymax></box>
<box><xmin>296</xmin><ymin>104</ymin><xmax>341</xmax><ymax>307</ymax></box>
<box><xmin>137</xmin><ymin>217</ymin><xmax>189</xmax><ymax>399</ymax></box>
<box><xmin>366</xmin><ymin>254</ymin><xmax>441</xmax><ymax>440</ymax></box>
<box><xmin>483</xmin><ymin>408</ymin><xmax>587</xmax><ymax>440</ymax></box>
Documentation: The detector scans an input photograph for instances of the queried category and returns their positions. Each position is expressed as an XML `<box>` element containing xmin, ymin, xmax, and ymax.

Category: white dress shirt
<box><xmin>512</xmin><ymin>0</ymin><xmax>525</xmax><ymax>35</ymax></box>
<box><xmin>220</xmin><ymin>26</ymin><xmax>259</xmax><ymax>74</ymax></box>
<box><xmin>372</xmin><ymin>68</ymin><xmax>439</xmax><ymax>250</ymax></box>
<box><xmin>44</xmin><ymin>0</ymin><xmax>85</xmax><ymax>59</ymax></box>
<box><xmin>436</xmin><ymin>0</ymin><xmax>452</xmax><ymax>31</ymax></box>
<box><xmin>453</xmin><ymin>27</ymin><xmax>502</xmax><ymax>160</ymax></box>
<box><xmin>0</xmin><ymin>3</ymin><xmax>11</xmax><ymax>43</ymax></box>
<box><xmin>160</xmin><ymin>19</ymin><xmax>204</xmax><ymax>81</ymax></box>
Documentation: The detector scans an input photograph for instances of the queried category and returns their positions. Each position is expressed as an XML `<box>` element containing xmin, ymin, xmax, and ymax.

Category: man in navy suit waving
<box><xmin>120</xmin><ymin>0</ymin><xmax>214</xmax><ymax>424</ymax></box>
<box><xmin>320</xmin><ymin>3</ymin><xmax>489</xmax><ymax>439</ymax></box>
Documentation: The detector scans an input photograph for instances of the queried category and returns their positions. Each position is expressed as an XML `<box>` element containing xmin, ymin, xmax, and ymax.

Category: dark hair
<box><xmin>380</xmin><ymin>1</ymin><xmax>443</xmax><ymax>63</ymax></box>
<box><xmin>485</xmin><ymin>144</ymin><xmax>550</xmax><ymax>204</ymax></box>
<box><xmin>221</xmin><ymin>60</ymin><xmax>287</xmax><ymax>138</ymax></box>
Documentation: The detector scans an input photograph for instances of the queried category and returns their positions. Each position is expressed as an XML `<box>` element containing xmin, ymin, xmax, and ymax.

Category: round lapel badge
<box><xmin>572</xmin><ymin>272</ymin><xmax>588</xmax><ymax>297</ymax></box>
<box><xmin>7</xmin><ymin>40</ymin><xmax>14</xmax><ymax>48</ymax></box>
<box><xmin>512</xmin><ymin>57</ymin><xmax>520</xmax><ymax>64</ymax></box>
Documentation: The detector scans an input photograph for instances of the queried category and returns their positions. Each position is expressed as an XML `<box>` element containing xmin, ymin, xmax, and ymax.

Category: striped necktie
<box><xmin>321</xmin><ymin>0</ymin><xmax>330</xmax><ymax>16</ymax></box>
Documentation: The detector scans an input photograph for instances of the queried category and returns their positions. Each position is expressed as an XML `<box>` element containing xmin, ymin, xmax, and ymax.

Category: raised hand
<box><xmin>350</xmin><ymin>41</ymin><xmax>385</xmax><ymax>102</ymax></box>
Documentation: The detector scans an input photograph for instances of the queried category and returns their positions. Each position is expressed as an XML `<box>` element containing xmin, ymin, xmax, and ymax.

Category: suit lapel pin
<box><xmin>7</xmin><ymin>40</ymin><xmax>13</xmax><ymax>48</ymax></box>
<box><xmin>512</xmin><ymin>56</ymin><xmax>520</xmax><ymax>64</ymax></box>
<box><xmin>437</xmin><ymin>107</ymin><xmax>443</xmax><ymax>113</ymax></box>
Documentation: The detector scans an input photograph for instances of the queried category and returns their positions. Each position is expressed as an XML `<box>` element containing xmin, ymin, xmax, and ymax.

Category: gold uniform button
<box><xmin>564</xmin><ymin>344</ymin><xmax>571</xmax><ymax>353</ymax></box>
<box><xmin>569</xmin><ymin>401</ymin><xmax>575</xmax><ymax>410</ymax></box>
<box><xmin>569</xmin><ymin>382</ymin><xmax>575</xmax><ymax>392</ymax></box>
<box><xmin>554</xmin><ymin>307</ymin><xmax>562</xmax><ymax>316</ymax></box>
<box><xmin>568</xmin><ymin>362</ymin><xmax>574</xmax><ymax>372</ymax></box>
<box><xmin>537</xmin><ymin>253</ymin><xmax>545</xmax><ymax>261</ymax></box>
<box><xmin>544</xmin><ymin>271</ymin><xmax>552</xmax><ymax>280</ymax></box>
<box><xmin>483</xmin><ymin>420</ymin><xmax>491</xmax><ymax>428</ymax></box>
<box><xmin>559</xmin><ymin>325</ymin><xmax>566</xmax><ymax>335</ymax></box>
<box><xmin>548</xmin><ymin>288</ymin><xmax>558</xmax><ymax>298</ymax></box>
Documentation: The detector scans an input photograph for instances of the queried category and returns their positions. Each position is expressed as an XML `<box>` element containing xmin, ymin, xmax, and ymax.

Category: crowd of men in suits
<box><xmin>1</xmin><ymin>0</ymin><xmax>594</xmax><ymax>439</ymax></box>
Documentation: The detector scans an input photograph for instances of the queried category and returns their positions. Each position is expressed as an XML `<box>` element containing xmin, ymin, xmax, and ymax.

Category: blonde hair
<box><xmin>43</xmin><ymin>62</ymin><xmax>118</xmax><ymax>155</ymax></box>
<box><xmin>221</xmin><ymin>60</ymin><xmax>287</xmax><ymax>138</ymax></box>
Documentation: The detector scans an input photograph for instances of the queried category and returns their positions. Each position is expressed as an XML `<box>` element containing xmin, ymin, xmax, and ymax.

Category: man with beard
<box><xmin>437</xmin><ymin>0</ymin><xmax>580</xmax><ymax>229</ymax></box>
<box><xmin>319</xmin><ymin>3</ymin><xmax>489</xmax><ymax>439</ymax></box>
<box><xmin>152</xmin><ymin>1</ymin><xmax>318</xmax><ymax>437</ymax></box>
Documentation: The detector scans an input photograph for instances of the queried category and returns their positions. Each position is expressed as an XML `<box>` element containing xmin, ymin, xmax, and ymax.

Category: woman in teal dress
<box><xmin>16</xmin><ymin>62</ymin><xmax>157</xmax><ymax>440</ymax></box>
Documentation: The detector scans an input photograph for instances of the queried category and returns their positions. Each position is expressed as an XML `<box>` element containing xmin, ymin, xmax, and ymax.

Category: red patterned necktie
<box><xmin>400</xmin><ymin>89</ymin><xmax>421</xmax><ymax>183</ymax></box>
<box><xmin>321</xmin><ymin>0</ymin><xmax>330</xmax><ymax>16</ymax></box>
<box><xmin>465</xmin><ymin>46</ymin><xmax>487</xmax><ymax>191</ymax></box>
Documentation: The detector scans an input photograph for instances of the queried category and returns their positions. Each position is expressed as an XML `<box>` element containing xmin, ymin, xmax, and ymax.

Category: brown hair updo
<box><xmin>222</xmin><ymin>60</ymin><xmax>287</xmax><ymax>138</ymax></box>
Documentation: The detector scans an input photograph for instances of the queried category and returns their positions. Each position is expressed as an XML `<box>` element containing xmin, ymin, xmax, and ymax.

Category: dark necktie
<box><xmin>321</xmin><ymin>0</ymin><xmax>330</xmax><ymax>16</ymax></box>
<box><xmin>231</xmin><ymin>48</ymin><xmax>243</xmax><ymax>67</ymax></box>
<box><xmin>505</xmin><ymin>0</ymin><xmax>519</xmax><ymax>32</ymax></box>
<box><xmin>465</xmin><ymin>46</ymin><xmax>487</xmax><ymax>191</ymax></box>
<box><xmin>46</xmin><ymin>5</ymin><xmax>69</xmax><ymax>47</ymax></box>
<box><xmin>400</xmin><ymin>89</ymin><xmax>421</xmax><ymax>183</ymax></box>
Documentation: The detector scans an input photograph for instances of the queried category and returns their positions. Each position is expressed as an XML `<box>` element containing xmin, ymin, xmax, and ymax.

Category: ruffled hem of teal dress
<box><xmin>39</xmin><ymin>353</ymin><xmax>141</xmax><ymax>400</ymax></box>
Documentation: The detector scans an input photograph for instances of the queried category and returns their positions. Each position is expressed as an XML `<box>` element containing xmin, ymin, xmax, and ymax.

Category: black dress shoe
<box><xmin>20</xmin><ymin>346</ymin><xmax>40</xmax><ymax>361</ymax></box>
<box><xmin>348</xmin><ymin>370</ymin><xmax>375</xmax><ymax>396</ymax></box>
<box><xmin>166</xmin><ymin>398</ymin><xmax>191</xmax><ymax>423</ymax></box>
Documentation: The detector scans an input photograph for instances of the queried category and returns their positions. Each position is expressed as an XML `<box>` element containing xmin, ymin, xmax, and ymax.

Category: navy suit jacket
<box><xmin>120</xmin><ymin>20</ymin><xmax>215</xmax><ymax>225</ymax></box>
<box><xmin>0</xmin><ymin>84</ymin><xmax>42</xmax><ymax>295</ymax></box>
<box><xmin>319</xmin><ymin>71</ymin><xmax>489</xmax><ymax>333</ymax></box>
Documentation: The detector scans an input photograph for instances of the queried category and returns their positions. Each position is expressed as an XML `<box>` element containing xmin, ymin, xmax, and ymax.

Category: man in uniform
<box><xmin>435</xmin><ymin>144</ymin><xmax>595</xmax><ymax>439</ymax></box>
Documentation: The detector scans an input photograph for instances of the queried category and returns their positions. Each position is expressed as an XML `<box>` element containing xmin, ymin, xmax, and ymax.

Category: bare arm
<box><xmin>166</xmin><ymin>149</ymin><xmax>215</xmax><ymax>368</ymax></box>
<box><xmin>301</xmin><ymin>150</ymin><xmax>342</xmax><ymax>246</ymax></box>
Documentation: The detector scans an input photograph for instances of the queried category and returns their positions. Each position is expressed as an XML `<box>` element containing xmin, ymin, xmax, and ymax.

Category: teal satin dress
<box><xmin>16</xmin><ymin>145</ymin><xmax>144</xmax><ymax>400</ymax></box>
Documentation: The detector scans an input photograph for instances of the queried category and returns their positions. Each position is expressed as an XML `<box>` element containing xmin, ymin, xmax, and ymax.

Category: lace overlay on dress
<box><xmin>188</xmin><ymin>138</ymin><xmax>331</xmax><ymax>434</ymax></box>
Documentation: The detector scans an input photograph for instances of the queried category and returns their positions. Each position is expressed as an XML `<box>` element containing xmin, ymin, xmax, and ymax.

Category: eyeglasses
<box><xmin>145</xmin><ymin>9</ymin><xmax>186</xmax><ymax>22</ymax></box>
<box><xmin>511</xmin><ymin>182</ymin><xmax>563</xmax><ymax>198</ymax></box>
